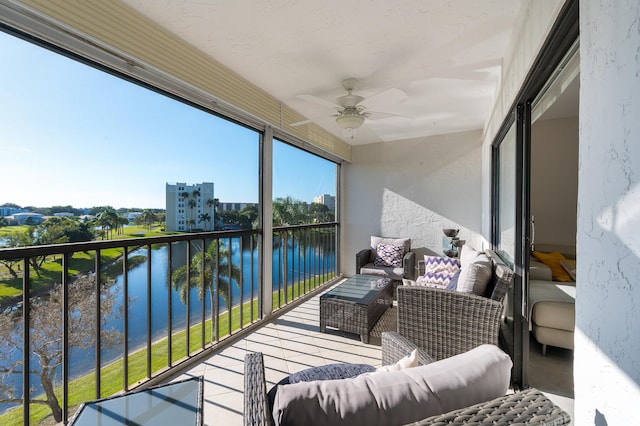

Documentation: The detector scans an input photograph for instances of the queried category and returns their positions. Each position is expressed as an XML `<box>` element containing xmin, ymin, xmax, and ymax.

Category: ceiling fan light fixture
<box><xmin>335</xmin><ymin>113</ymin><xmax>365</xmax><ymax>130</ymax></box>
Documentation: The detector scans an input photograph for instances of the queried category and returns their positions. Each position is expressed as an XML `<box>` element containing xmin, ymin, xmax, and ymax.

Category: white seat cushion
<box><xmin>532</xmin><ymin>301</ymin><xmax>575</xmax><ymax>331</ymax></box>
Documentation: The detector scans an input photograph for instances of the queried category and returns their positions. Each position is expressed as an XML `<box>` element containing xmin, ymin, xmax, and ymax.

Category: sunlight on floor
<box><xmin>173</xmin><ymin>295</ymin><xmax>384</xmax><ymax>425</ymax></box>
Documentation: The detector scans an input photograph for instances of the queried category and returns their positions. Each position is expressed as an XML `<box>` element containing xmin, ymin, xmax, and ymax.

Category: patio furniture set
<box><xmin>244</xmin><ymin>236</ymin><xmax>572</xmax><ymax>425</ymax></box>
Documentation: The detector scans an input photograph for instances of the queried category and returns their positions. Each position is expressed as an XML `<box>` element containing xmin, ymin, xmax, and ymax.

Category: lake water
<box><xmin>0</xmin><ymin>237</ymin><xmax>335</xmax><ymax>414</ymax></box>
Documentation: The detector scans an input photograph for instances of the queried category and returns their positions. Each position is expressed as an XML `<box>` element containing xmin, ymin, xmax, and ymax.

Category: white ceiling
<box><xmin>122</xmin><ymin>0</ymin><xmax>524</xmax><ymax>145</ymax></box>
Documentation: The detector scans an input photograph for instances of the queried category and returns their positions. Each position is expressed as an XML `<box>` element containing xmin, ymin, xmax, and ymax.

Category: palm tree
<box><xmin>272</xmin><ymin>196</ymin><xmax>306</xmax><ymax>298</ymax></box>
<box><xmin>95</xmin><ymin>212</ymin><xmax>109</xmax><ymax>240</ymax></box>
<box><xmin>186</xmin><ymin>218</ymin><xmax>196</xmax><ymax>232</ymax></box>
<box><xmin>96</xmin><ymin>209</ymin><xmax>119</xmax><ymax>239</ymax></box>
<box><xmin>185</xmin><ymin>198</ymin><xmax>197</xmax><ymax>231</ymax></box>
<box><xmin>116</xmin><ymin>215</ymin><xmax>129</xmax><ymax>235</ymax></box>
<box><xmin>192</xmin><ymin>189</ymin><xmax>201</xmax><ymax>199</ymax></box>
<box><xmin>198</xmin><ymin>212</ymin><xmax>212</xmax><ymax>231</ymax></box>
<box><xmin>171</xmin><ymin>240</ymin><xmax>241</xmax><ymax>326</ymax></box>
<box><xmin>140</xmin><ymin>209</ymin><xmax>157</xmax><ymax>231</ymax></box>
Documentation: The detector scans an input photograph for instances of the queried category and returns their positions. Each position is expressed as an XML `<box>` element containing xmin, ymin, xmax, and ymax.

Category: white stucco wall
<box><xmin>341</xmin><ymin>130</ymin><xmax>485</xmax><ymax>276</ymax></box>
<box><xmin>576</xmin><ymin>0</ymin><xmax>640</xmax><ymax>423</ymax></box>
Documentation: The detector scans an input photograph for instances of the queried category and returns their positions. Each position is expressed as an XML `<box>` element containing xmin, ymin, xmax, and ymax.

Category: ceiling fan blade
<box><xmin>290</xmin><ymin>112</ymin><xmax>338</xmax><ymax>127</ymax></box>
<box><xmin>296</xmin><ymin>94</ymin><xmax>341</xmax><ymax>109</ymax></box>
<box><xmin>366</xmin><ymin>110</ymin><xmax>413</xmax><ymax>120</ymax></box>
<box><xmin>360</xmin><ymin>87</ymin><xmax>408</xmax><ymax>107</ymax></box>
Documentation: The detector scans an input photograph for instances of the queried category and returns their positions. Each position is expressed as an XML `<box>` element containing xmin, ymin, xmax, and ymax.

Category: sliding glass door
<box><xmin>497</xmin><ymin>124</ymin><xmax>516</xmax><ymax>265</ymax></box>
<box><xmin>493</xmin><ymin>107</ymin><xmax>531</xmax><ymax>388</ymax></box>
<box><xmin>491</xmin><ymin>0</ymin><xmax>578</xmax><ymax>389</ymax></box>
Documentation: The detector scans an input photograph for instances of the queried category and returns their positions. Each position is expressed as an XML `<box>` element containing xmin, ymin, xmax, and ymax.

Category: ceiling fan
<box><xmin>291</xmin><ymin>78</ymin><xmax>409</xmax><ymax>137</ymax></box>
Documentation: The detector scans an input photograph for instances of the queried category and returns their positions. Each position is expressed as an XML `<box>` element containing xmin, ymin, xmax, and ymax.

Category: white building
<box><xmin>0</xmin><ymin>206</ymin><xmax>23</xmax><ymax>217</ymax></box>
<box><xmin>165</xmin><ymin>182</ymin><xmax>215</xmax><ymax>232</ymax></box>
<box><xmin>7</xmin><ymin>212</ymin><xmax>44</xmax><ymax>225</ymax></box>
<box><xmin>127</xmin><ymin>212</ymin><xmax>142</xmax><ymax>222</ymax></box>
<box><xmin>313</xmin><ymin>194</ymin><xmax>335</xmax><ymax>211</ymax></box>
<box><xmin>218</xmin><ymin>202</ymin><xmax>258</xmax><ymax>212</ymax></box>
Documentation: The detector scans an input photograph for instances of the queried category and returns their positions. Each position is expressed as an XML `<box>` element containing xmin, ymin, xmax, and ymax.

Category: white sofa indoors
<box><xmin>529</xmin><ymin>246</ymin><xmax>576</xmax><ymax>355</ymax></box>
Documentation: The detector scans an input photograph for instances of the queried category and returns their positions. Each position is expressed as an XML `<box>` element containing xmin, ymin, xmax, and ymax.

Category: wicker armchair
<box><xmin>243</xmin><ymin>351</ymin><xmax>571</xmax><ymax>426</ymax></box>
<box><xmin>383</xmin><ymin>249</ymin><xmax>514</xmax><ymax>364</ymax></box>
<box><xmin>356</xmin><ymin>236</ymin><xmax>416</xmax><ymax>280</ymax></box>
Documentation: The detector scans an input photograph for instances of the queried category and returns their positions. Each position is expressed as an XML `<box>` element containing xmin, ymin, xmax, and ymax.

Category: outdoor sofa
<box><xmin>243</xmin><ymin>347</ymin><xmax>571</xmax><ymax>426</ymax></box>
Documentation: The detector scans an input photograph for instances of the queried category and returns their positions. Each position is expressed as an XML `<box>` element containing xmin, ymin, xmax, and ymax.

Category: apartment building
<box><xmin>218</xmin><ymin>202</ymin><xmax>258</xmax><ymax>212</ymax></box>
<box><xmin>313</xmin><ymin>194</ymin><xmax>335</xmax><ymax>211</ymax></box>
<box><xmin>165</xmin><ymin>182</ymin><xmax>215</xmax><ymax>232</ymax></box>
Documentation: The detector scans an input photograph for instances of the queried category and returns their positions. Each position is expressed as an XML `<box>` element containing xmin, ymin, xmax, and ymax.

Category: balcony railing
<box><xmin>0</xmin><ymin>222</ymin><xmax>338</xmax><ymax>425</ymax></box>
<box><xmin>272</xmin><ymin>223</ymin><xmax>338</xmax><ymax>309</ymax></box>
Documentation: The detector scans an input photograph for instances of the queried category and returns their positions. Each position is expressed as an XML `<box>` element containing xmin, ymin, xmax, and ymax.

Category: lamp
<box><xmin>335</xmin><ymin>108</ymin><xmax>365</xmax><ymax>138</ymax></box>
<box><xmin>335</xmin><ymin>113</ymin><xmax>365</xmax><ymax>130</ymax></box>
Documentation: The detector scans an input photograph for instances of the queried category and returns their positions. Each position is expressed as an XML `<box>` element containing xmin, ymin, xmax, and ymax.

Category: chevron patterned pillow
<box><xmin>424</xmin><ymin>255</ymin><xmax>461</xmax><ymax>274</ymax></box>
<box><xmin>416</xmin><ymin>256</ymin><xmax>461</xmax><ymax>288</ymax></box>
<box><xmin>417</xmin><ymin>272</ymin><xmax>456</xmax><ymax>288</ymax></box>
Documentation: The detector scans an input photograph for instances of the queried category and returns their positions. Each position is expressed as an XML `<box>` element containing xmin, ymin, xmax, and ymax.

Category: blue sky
<box><xmin>0</xmin><ymin>31</ymin><xmax>336</xmax><ymax>210</ymax></box>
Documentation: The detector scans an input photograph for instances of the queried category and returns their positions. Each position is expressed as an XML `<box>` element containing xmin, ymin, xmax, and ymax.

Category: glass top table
<box><xmin>69</xmin><ymin>376</ymin><xmax>203</xmax><ymax>425</ymax></box>
<box><xmin>321</xmin><ymin>274</ymin><xmax>394</xmax><ymax>305</ymax></box>
<box><xmin>320</xmin><ymin>274</ymin><xmax>395</xmax><ymax>343</ymax></box>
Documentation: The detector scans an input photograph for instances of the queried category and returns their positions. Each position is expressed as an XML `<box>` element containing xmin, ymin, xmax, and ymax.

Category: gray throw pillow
<box><xmin>460</xmin><ymin>244</ymin><xmax>485</xmax><ymax>269</ymax></box>
<box><xmin>457</xmin><ymin>261</ymin><xmax>492</xmax><ymax>295</ymax></box>
<box><xmin>272</xmin><ymin>344</ymin><xmax>511</xmax><ymax>426</ymax></box>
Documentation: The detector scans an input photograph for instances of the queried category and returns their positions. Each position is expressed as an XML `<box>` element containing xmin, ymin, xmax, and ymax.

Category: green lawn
<box><xmin>0</xmin><ymin>225</ymin><xmax>30</xmax><ymax>238</ymax></box>
<box><xmin>0</xmin><ymin>248</ymin><xmax>126</xmax><ymax>303</ymax></box>
<box><xmin>0</xmin><ymin>223</ymin><xmax>176</xmax><ymax>304</ymax></box>
<box><xmin>116</xmin><ymin>224</ymin><xmax>180</xmax><ymax>239</ymax></box>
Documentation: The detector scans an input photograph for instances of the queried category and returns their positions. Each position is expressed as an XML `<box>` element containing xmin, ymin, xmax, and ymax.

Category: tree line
<box><xmin>0</xmin><ymin>209</ymin><xmax>161</xmax><ymax>279</ymax></box>
<box><xmin>0</xmin><ymin>203</ymin><xmax>164</xmax><ymax>217</ymax></box>
<box><xmin>216</xmin><ymin>197</ymin><xmax>334</xmax><ymax>230</ymax></box>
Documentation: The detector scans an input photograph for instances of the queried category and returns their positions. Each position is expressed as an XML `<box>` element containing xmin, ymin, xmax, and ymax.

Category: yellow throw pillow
<box><xmin>532</xmin><ymin>251</ymin><xmax>573</xmax><ymax>282</ymax></box>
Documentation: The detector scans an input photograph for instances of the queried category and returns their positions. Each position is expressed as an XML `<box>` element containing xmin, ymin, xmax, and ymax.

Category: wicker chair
<box><xmin>382</xmin><ymin>249</ymin><xmax>514</xmax><ymax>364</ymax></box>
<box><xmin>356</xmin><ymin>236</ymin><xmax>416</xmax><ymax>280</ymax></box>
<box><xmin>243</xmin><ymin>351</ymin><xmax>571</xmax><ymax>426</ymax></box>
